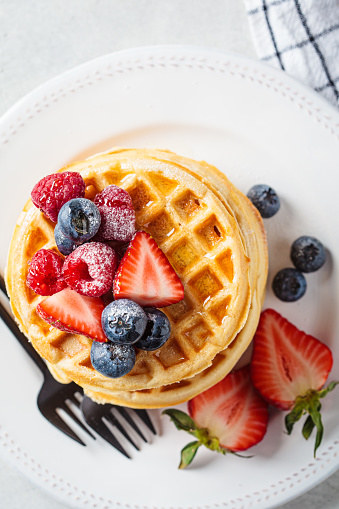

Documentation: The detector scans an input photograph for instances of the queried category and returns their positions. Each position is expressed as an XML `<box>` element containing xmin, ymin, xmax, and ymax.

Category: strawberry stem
<box><xmin>179</xmin><ymin>441</ymin><xmax>201</xmax><ymax>469</ymax></box>
<box><xmin>163</xmin><ymin>408</ymin><xmax>250</xmax><ymax>468</ymax></box>
<box><xmin>285</xmin><ymin>381</ymin><xmax>339</xmax><ymax>457</ymax></box>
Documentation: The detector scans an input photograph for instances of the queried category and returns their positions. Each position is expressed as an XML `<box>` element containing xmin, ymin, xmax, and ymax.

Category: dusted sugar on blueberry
<box><xmin>58</xmin><ymin>198</ymin><xmax>101</xmax><ymax>244</ymax></box>
<box><xmin>291</xmin><ymin>236</ymin><xmax>326</xmax><ymax>273</ymax></box>
<box><xmin>26</xmin><ymin>248</ymin><xmax>66</xmax><ymax>296</ymax></box>
<box><xmin>90</xmin><ymin>341</ymin><xmax>136</xmax><ymax>378</ymax></box>
<box><xmin>137</xmin><ymin>308</ymin><xmax>171</xmax><ymax>351</ymax></box>
<box><xmin>31</xmin><ymin>171</ymin><xmax>85</xmax><ymax>222</ymax></box>
<box><xmin>94</xmin><ymin>185</ymin><xmax>135</xmax><ymax>242</ymax></box>
<box><xmin>54</xmin><ymin>223</ymin><xmax>78</xmax><ymax>255</ymax></box>
<box><xmin>272</xmin><ymin>268</ymin><xmax>306</xmax><ymax>302</ymax></box>
<box><xmin>101</xmin><ymin>299</ymin><xmax>147</xmax><ymax>344</ymax></box>
<box><xmin>62</xmin><ymin>242</ymin><xmax>119</xmax><ymax>297</ymax></box>
<box><xmin>247</xmin><ymin>184</ymin><xmax>280</xmax><ymax>218</ymax></box>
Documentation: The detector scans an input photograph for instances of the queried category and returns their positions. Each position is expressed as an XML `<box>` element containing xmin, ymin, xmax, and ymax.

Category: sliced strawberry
<box><xmin>188</xmin><ymin>365</ymin><xmax>269</xmax><ymax>451</ymax></box>
<box><xmin>251</xmin><ymin>309</ymin><xmax>338</xmax><ymax>456</ymax></box>
<box><xmin>251</xmin><ymin>309</ymin><xmax>333</xmax><ymax>410</ymax></box>
<box><xmin>163</xmin><ymin>366</ymin><xmax>268</xmax><ymax>468</ymax></box>
<box><xmin>36</xmin><ymin>287</ymin><xmax>107</xmax><ymax>342</ymax></box>
<box><xmin>113</xmin><ymin>231</ymin><xmax>184</xmax><ymax>307</ymax></box>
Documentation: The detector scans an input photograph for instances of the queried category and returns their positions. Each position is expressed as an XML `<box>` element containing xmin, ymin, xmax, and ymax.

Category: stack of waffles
<box><xmin>6</xmin><ymin>148</ymin><xmax>268</xmax><ymax>408</ymax></box>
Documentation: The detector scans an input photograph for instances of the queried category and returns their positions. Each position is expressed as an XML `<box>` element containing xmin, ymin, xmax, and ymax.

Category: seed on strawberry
<box><xmin>62</xmin><ymin>242</ymin><xmax>119</xmax><ymax>297</ymax></box>
<box><xmin>31</xmin><ymin>171</ymin><xmax>86</xmax><ymax>222</ymax></box>
<box><xmin>251</xmin><ymin>309</ymin><xmax>339</xmax><ymax>457</ymax></box>
<box><xmin>94</xmin><ymin>185</ymin><xmax>135</xmax><ymax>242</ymax></box>
<box><xmin>36</xmin><ymin>287</ymin><xmax>107</xmax><ymax>342</ymax></box>
<box><xmin>113</xmin><ymin>231</ymin><xmax>184</xmax><ymax>307</ymax></box>
<box><xmin>26</xmin><ymin>249</ymin><xmax>67</xmax><ymax>296</ymax></box>
<box><xmin>163</xmin><ymin>365</ymin><xmax>269</xmax><ymax>469</ymax></box>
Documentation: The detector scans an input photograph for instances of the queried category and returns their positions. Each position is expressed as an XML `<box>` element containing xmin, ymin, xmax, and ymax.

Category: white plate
<box><xmin>0</xmin><ymin>46</ymin><xmax>339</xmax><ymax>509</ymax></box>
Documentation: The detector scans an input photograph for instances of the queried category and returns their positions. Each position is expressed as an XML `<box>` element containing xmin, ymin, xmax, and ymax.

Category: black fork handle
<box><xmin>0</xmin><ymin>276</ymin><xmax>47</xmax><ymax>374</ymax></box>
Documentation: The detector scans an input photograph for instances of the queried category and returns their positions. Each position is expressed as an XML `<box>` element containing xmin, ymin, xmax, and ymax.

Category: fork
<box><xmin>0</xmin><ymin>275</ymin><xmax>156</xmax><ymax>454</ymax></box>
<box><xmin>0</xmin><ymin>294</ymin><xmax>94</xmax><ymax>445</ymax></box>
<box><xmin>81</xmin><ymin>396</ymin><xmax>156</xmax><ymax>458</ymax></box>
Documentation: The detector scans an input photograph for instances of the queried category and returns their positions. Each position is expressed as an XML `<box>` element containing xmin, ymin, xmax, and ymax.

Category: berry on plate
<box><xmin>31</xmin><ymin>171</ymin><xmax>85</xmax><ymax>222</ymax></box>
<box><xmin>251</xmin><ymin>309</ymin><xmax>338</xmax><ymax>456</ymax></box>
<box><xmin>26</xmin><ymin>249</ymin><xmax>66</xmax><ymax>296</ymax></box>
<box><xmin>94</xmin><ymin>185</ymin><xmax>135</xmax><ymax>242</ymax></box>
<box><xmin>54</xmin><ymin>223</ymin><xmax>78</xmax><ymax>255</ymax></box>
<box><xmin>136</xmin><ymin>307</ymin><xmax>171</xmax><ymax>351</ymax></box>
<box><xmin>90</xmin><ymin>341</ymin><xmax>136</xmax><ymax>378</ymax></box>
<box><xmin>272</xmin><ymin>267</ymin><xmax>306</xmax><ymax>302</ymax></box>
<box><xmin>36</xmin><ymin>287</ymin><xmax>107</xmax><ymax>342</ymax></box>
<box><xmin>247</xmin><ymin>184</ymin><xmax>280</xmax><ymax>218</ymax></box>
<box><xmin>163</xmin><ymin>365</ymin><xmax>269</xmax><ymax>469</ymax></box>
<box><xmin>101</xmin><ymin>299</ymin><xmax>147</xmax><ymax>344</ymax></box>
<box><xmin>290</xmin><ymin>236</ymin><xmax>326</xmax><ymax>273</ymax></box>
<box><xmin>62</xmin><ymin>242</ymin><xmax>118</xmax><ymax>297</ymax></box>
<box><xmin>58</xmin><ymin>198</ymin><xmax>101</xmax><ymax>244</ymax></box>
<box><xmin>113</xmin><ymin>231</ymin><xmax>184</xmax><ymax>307</ymax></box>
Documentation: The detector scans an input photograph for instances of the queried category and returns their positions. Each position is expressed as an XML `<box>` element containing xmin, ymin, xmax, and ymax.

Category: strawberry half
<box><xmin>113</xmin><ymin>231</ymin><xmax>184</xmax><ymax>307</ymax></box>
<box><xmin>251</xmin><ymin>309</ymin><xmax>338</xmax><ymax>456</ymax></box>
<box><xmin>36</xmin><ymin>287</ymin><xmax>107</xmax><ymax>342</ymax></box>
<box><xmin>163</xmin><ymin>365</ymin><xmax>269</xmax><ymax>468</ymax></box>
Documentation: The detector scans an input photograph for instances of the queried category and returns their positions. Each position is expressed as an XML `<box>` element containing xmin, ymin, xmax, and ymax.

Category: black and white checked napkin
<box><xmin>244</xmin><ymin>0</ymin><xmax>339</xmax><ymax>105</ymax></box>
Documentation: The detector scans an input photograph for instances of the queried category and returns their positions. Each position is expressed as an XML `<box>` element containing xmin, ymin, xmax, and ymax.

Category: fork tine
<box><xmin>40</xmin><ymin>407</ymin><xmax>86</xmax><ymax>446</ymax></box>
<box><xmin>104</xmin><ymin>413</ymin><xmax>139</xmax><ymax>450</ymax></box>
<box><xmin>67</xmin><ymin>393</ymin><xmax>81</xmax><ymax>408</ymax></box>
<box><xmin>114</xmin><ymin>407</ymin><xmax>147</xmax><ymax>442</ymax></box>
<box><xmin>132</xmin><ymin>409</ymin><xmax>156</xmax><ymax>435</ymax></box>
<box><xmin>59</xmin><ymin>402</ymin><xmax>96</xmax><ymax>440</ymax></box>
<box><xmin>86</xmin><ymin>418</ymin><xmax>131</xmax><ymax>458</ymax></box>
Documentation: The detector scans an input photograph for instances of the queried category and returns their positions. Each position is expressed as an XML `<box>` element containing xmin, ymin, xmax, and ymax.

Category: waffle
<box><xmin>6</xmin><ymin>149</ymin><xmax>253</xmax><ymax>392</ymax></box>
<box><xmin>81</xmin><ymin>152</ymin><xmax>268</xmax><ymax>407</ymax></box>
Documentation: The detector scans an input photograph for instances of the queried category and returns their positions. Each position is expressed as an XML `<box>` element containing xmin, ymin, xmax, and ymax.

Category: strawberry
<box><xmin>251</xmin><ymin>309</ymin><xmax>338</xmax><ymax>456</ymax></box>
<box><xmin>163</xmin><ymin>365</ymin><xmax>269</xmax><ymax>469</ymax></box>
<box><xmin>113</xmin><ymin>231</ymin><xmax>184</xmax><ymax>307</ymax></box>
<box><xmin>36</xmin><ymin>287</ymin><xmax>107</xmax><ymax>342</ymax></box>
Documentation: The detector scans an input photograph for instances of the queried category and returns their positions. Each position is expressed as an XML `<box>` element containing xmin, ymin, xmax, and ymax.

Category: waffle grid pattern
<box><xmin>7</xmin><ymin>151</ymin><xmax>252</xmax><ymax>392</ymax></box>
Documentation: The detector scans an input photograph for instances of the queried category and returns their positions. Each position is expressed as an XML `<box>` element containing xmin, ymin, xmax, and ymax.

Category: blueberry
<box><xmin>247</xmin><ymin>184</ymin><xmax>280</xmax><ymax>218</ymax></box>
<box><xmin>90</xmin><ymin>341</ymin><xmax>136</xmax><ymax>378</ymax></box>
<box><xmin>54</xmin><ymin>223</ymin><xmax>78</xmax><ymax>255</ymax></box>
<box><xmin>101</xmin><ymin>299</ymin><xmax>147</xmax><ymax>344</ymax></box>
<box><xmin>291</xmin><ymin>236</ymin><xmax>326</xmax><ymax>273</ymax></box>
<box><xmin>136</xmin><ymin>308</ymin><xmax>171</xmax><ymax>351</ymax></box>
<box><xmin>58</xmin><ymin>198</ymin><xmax>101</xmax><ymax>243</ymax></box>
<box><xmin>272</xmin><ymin>268</ymin><xmax>307</xmax><ymax>302</ymax></box>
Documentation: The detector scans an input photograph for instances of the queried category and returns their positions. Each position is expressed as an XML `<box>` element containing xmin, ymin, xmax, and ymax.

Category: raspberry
<box><xmin>31</xmin><ymin>172</ymin><xmax>86</xmax><ymax>222</ymax></box>
<box><xmin>62</xmin><ymin>242</ymin><xmax>119</xmax><ymax>297</ymax></box>
<box><xmin>26</xmin><ymin>249</ymin><xmax>67</xmax><ymax>296</ymax></box>
<box><xmin>94</xmin><ymin>185</ymin><xmax>135</xmax><ymax>242</ymax></box>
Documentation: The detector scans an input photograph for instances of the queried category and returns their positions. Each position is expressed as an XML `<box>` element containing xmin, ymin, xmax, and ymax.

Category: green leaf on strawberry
<box><xmin>163</xmin><ymin>366</ymin><xmax>269</xmax><ymax>469</ymax></box>
<box><xmin>251</xmin><ymin>309</ymin><xmax>339</xmax><ymax>457</ymax></box>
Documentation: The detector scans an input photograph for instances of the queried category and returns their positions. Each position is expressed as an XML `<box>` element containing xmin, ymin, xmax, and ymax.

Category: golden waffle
<box><xmin>6</xmin><ymin>149</ymin><xmax>252</xmax><ymax>392</ymax></box>
<box><xmin>80</xmin><ymin>152</ymin><xmax>268</xmax><ymax>407</ymax></box>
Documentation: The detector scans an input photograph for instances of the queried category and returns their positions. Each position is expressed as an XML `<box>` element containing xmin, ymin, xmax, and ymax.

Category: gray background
<box><xmin>0</xmin><ymin>1</ymin><xmax>338</xmax><ymax>508</ymax></box>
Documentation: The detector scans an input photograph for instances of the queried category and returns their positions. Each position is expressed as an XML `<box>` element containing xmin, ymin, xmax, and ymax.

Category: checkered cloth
<box><xmin>244</xmin><ymin>0</ymin><xmax>339</xmax><ymax>105</ymax></box>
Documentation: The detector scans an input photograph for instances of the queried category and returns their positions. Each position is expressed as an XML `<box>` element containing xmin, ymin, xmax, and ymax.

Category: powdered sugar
<box><xmin>94</xmin><ymin>185</ymin><xmax>135</xmax><ymax>241</ymax></box>
<box><xmin>62</xmin><ymin>242</ymin><xmax>119</xmax><ymax>297</ymax></box>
